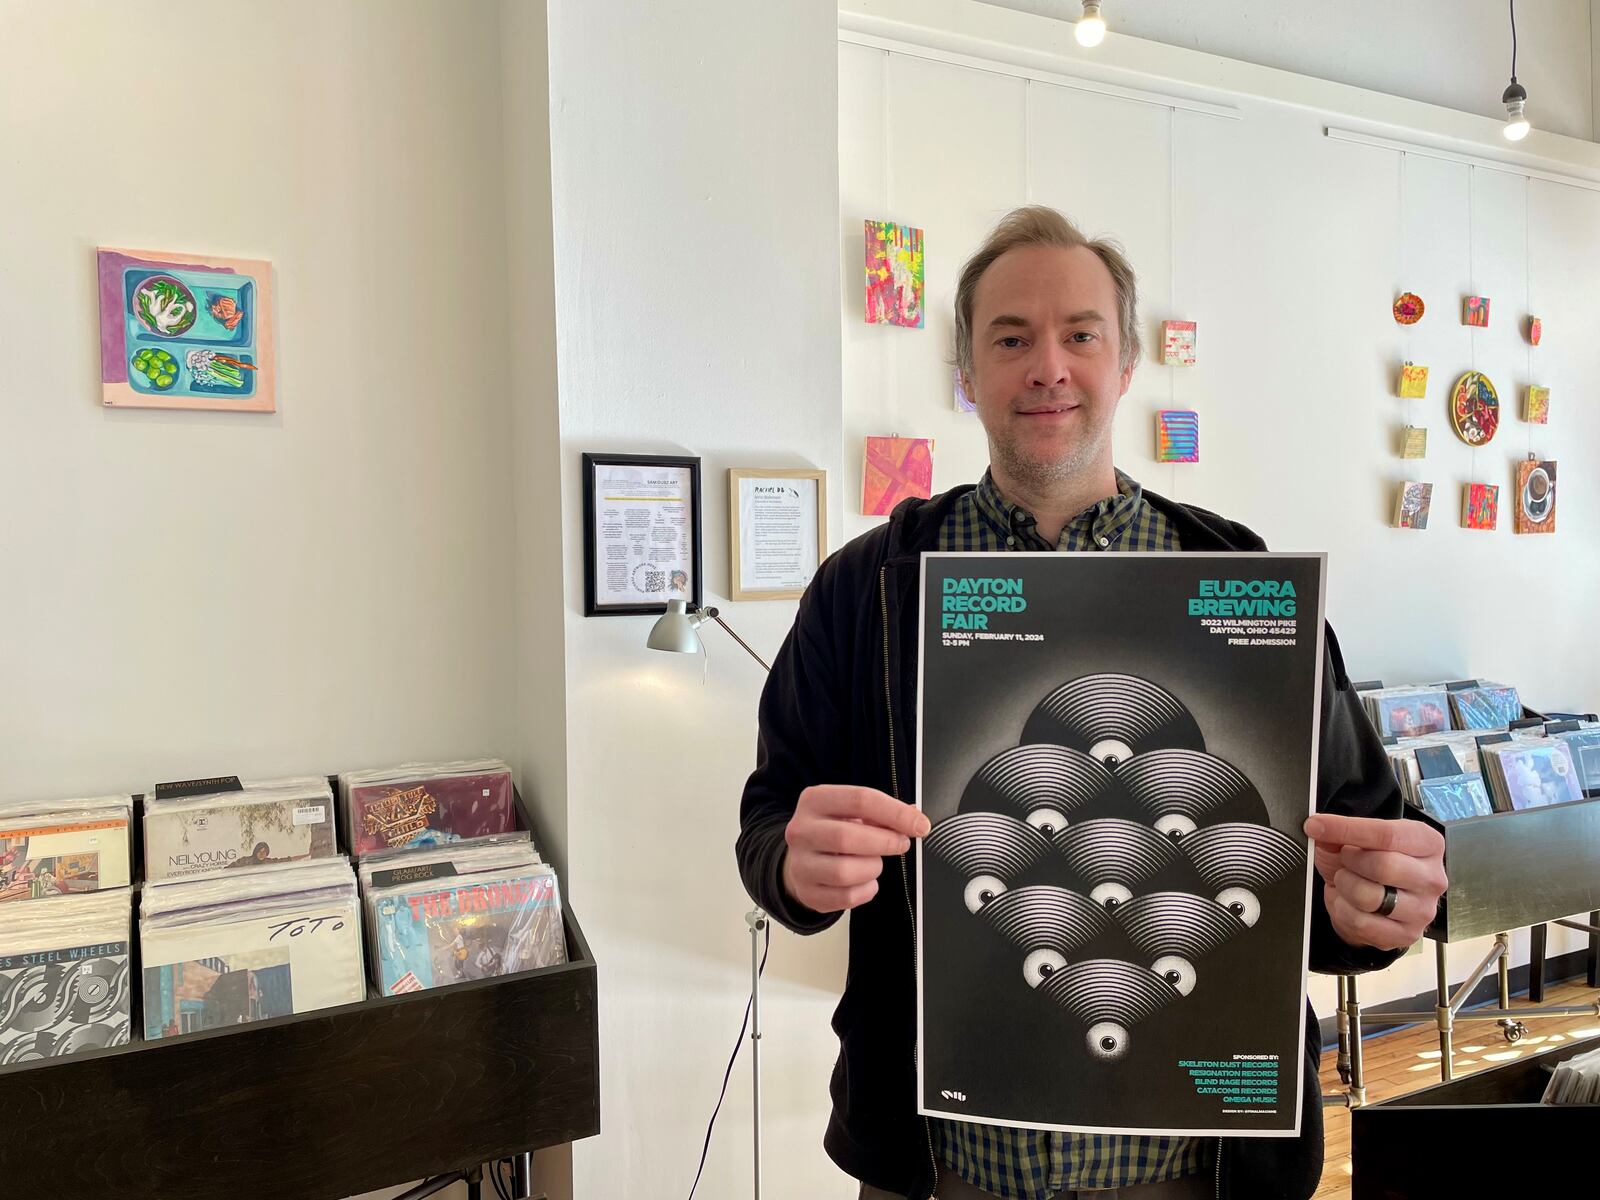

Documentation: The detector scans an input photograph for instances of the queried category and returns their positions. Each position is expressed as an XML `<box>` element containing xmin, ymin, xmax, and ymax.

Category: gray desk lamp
<box><xmin>647</xmin><ymin>598</ymin><xmax>770</xmax><ymax>1200</ymax></box>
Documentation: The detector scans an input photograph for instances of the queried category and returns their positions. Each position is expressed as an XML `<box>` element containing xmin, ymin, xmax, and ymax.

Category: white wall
<box><xmin>840</xmin><ymin>0</ymin><xmax>1600</xmax><ymax>1018</ymax></box>
<box><xmin>544</xmin><ymin>1</ymin><xmax>850</xmax><ymax>1198</ymax></box>
<box><xmin>989</xmin><ymin>0</ymin><xmax>1598</xmax><ymax>142</ymax></box>
<box><xmin>0</xmin><ymin>0</ymin><xmax>517</xmax><ymax>803</ymax></box>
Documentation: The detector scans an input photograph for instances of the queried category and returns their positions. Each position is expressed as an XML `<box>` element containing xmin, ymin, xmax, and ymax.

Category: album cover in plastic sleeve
<box><xmin>372</xmin><ymin>865</ymin><xmax>565</xmax><ymax>995</ymax></box>
<box><xmin>0</xmin><ymin>797</ymin><xmax>132</xmax><ymax>903</ymax></box>
<box><xmin>143</xmin><ymin>780</ymin><xmax>337</xmax><ymax>882</ymax></box>
<box><xmin>916</xmin><ymin>552</ymin><xmax>1325</xmax><ymax>1136</ymax></box>
<box><xmin>341</xmin><ymin>760</ymin><xmax>516</xmax><ymax>858</ymax></box>
<box><xmin>0</xmin><ymin>891</ymin><xmax>132</xmax><ymax>1063</ymax></box>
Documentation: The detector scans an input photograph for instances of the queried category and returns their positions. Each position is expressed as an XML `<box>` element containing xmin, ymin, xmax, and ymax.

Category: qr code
<box><xmin>643</xmin><ymin>570</ymin><xmax>665</xmax><ymax>593</ymax></box>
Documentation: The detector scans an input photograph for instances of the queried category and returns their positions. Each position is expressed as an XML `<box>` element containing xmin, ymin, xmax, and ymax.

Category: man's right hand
<box><xmin>781</xmin><ymin>785</ymin><xmax>932</xmax><ymax>913</ymax></box>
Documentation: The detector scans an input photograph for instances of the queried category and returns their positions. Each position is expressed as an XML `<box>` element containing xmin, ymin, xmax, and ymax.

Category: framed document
<box><xmin>728</xmin><ymin>468</ymin><xmax>827</xmax><ymax>601</ymax></box>
<box><xmin>582</xmin><ymin>453</ymin><xmax>703</xmax><ymax>616</ymax></box>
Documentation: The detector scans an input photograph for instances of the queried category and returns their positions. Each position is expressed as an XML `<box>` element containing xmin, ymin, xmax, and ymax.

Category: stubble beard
<box><xmin>987</xmin><ymin>393</ymin><xmax>1115</xmax><ymax>494</ymax></box>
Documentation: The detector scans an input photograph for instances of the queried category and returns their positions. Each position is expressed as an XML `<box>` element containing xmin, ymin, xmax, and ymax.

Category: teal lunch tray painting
<box><xmin>97</xmin><ymin>246</ymin><xmax>276</xmax><ymax>412</ymax></box>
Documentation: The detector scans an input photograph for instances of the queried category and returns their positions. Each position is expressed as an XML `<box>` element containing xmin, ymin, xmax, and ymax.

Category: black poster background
<box><xmin>916</xmin><ymin>551</ymin><xmax>1325</xmax><ymax>1136</ymax></box>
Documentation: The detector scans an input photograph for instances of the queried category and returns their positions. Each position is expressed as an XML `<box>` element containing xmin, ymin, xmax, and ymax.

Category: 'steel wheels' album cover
<box><xmin>916</xmin><ymin>552</ymin><xmax>1325</xmax><ymax>1136</ymax></box>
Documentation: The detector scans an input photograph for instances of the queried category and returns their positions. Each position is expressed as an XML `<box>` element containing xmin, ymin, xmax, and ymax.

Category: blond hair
<box><xmin>954</xmin><ymin>206</ymin><xmax>1142</xmax><ymax>378</ymax></box>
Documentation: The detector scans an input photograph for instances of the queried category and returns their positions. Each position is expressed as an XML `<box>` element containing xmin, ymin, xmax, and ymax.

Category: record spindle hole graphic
<box><xmin>1021</xmin><ymin>674</ymin><xmax>1205</xmax><ymax>768</ymax></box>
<box><xmin>959</xmin><ymin>744</ymin><xmax>1131</xmax><ymax>834</ymax></box>
<box><xmin>1116</xmin><ymin>750</ymin><xmax>1269</xmax><ymax>841</ymax></box>
<box><xmin>1114</xmin><ymin>891</ymin><xmax>1250</xmax><ymax>996</ymax></box>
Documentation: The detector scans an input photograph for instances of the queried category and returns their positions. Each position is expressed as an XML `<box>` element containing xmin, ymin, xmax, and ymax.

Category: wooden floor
<box><xmin>1314</xmin><ymin>976</ymin><xmax>1600</xmax><ymax>1199</ymax></box>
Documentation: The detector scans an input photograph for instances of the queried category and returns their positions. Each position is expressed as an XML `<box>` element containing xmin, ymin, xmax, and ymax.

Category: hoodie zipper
<box><xmin>1214</xmin><ymin>1137</ymin><xmax>1222</xmax><ymax>1199</ymax></box>
<box><xmin>881</xmin><ymin>564</ymin><xmax>941</xmax><ymax>1200</ymax></box>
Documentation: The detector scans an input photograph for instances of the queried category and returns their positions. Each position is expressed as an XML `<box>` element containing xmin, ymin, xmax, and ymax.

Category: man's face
<box><xmin>965</xmin><ymin>243</ymin><xmax>1134</xmax><ymax>487</ymax></box>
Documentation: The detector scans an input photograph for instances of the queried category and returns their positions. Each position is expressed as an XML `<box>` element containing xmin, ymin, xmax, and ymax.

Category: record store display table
<box><xmin>1328</xmin><ymin>800</ymin><xmax>1600</xmax><ymax>1102</ymax></box>
<box><xmin>0</xmin><ymin>788</ymin><xmax>599</xmax><ymax>1200</ymax></box>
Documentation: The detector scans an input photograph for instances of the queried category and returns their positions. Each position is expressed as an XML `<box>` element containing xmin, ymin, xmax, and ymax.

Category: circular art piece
<box><xmin>1393</xmin><ymin>292</ymin><xmax>1425</xmax><ymax>325</ymax></box>
<box><xmin>1450</xmin><ymin>371</ymin><xmax>1500</xmax><ymax>446</ymax></box>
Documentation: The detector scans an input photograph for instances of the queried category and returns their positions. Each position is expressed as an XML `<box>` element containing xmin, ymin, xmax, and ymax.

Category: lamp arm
<box><xmin>691</xmin><ymin>605</ymin><xmax>773</xmax><ymax>674</ymax></box>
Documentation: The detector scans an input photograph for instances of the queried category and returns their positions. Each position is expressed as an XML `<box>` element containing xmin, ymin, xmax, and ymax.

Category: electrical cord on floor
<box><xmin>686</xmin><ymin>919</ymin><xmax>771</xmax><ymax>1200</ymax></box>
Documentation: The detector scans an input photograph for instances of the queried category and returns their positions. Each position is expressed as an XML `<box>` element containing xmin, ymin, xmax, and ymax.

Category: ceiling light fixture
<box><xmin>1076</xmin><ymin>0</ymin><xmax>1107</xmax><ymax>48</ymax></box>
<box><xmin>1502</xmin><ymin>0</ymin><xmax>1530</xmax><ymax>141</ymax></box>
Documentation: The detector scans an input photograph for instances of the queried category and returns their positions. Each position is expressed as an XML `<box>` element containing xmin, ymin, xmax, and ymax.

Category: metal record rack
<box><xmin>0</xmin><ymin>782</ymin><xmax>598</xmax><ymax>1200</ymax></box>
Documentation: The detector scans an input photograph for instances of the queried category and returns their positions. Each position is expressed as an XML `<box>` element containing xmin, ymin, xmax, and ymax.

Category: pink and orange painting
<box><xmin>864</xmin><ymin>220</ymin><xmax>925</xmax><ymax>327</ymax></box>
<box><xmin>1463</xmin><ymin>296</ymin><xmax>1490</xmax><ymax>327</ymax></box>
<box><xmin>1462</xmin><ymin>483</ymin><xmax>1499</xmax><ymax>531</ymax></box>
<box><xmin>1527</xmin><ymin>315</ymin><xmax>1542</xmax><ymax>345</ymax></box>
<box><xmin>862</xmin><ymin>436</ymin><xmax>933</xmax><ymax>515</ymax></box>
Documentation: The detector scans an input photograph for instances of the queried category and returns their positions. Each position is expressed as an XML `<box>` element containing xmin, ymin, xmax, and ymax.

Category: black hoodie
<box><xmin>737</xmin><ymin>483</ymin><xmax>1403</xmax><ymax>1200</ymax></box>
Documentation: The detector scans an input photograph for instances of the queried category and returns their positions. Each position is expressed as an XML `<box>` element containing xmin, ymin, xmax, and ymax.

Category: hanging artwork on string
<box><xmin>1524</xmin><ymin>386</ymin><xmax>1550</xmax><ymax>425</ymax></box>
<box><xmin>1392</xmin><ymin>482</ymin><xmax>1433</xmax><ymax>530</ymax></box>
<box><xmin>1398</xmin><ymin>363</ymin><xmax>1429</xmax><ymax>399</ymax></box>
<box><xmin>1526</xmin><ymin>316</ymin><xmax>1542</xmax><ymax>346</ymax></box>
<box><xmin>1462</xmin><ymin>296</ymin><xmax>1490</xmax><ymax>328</ymax></box>
<box><xmin>862</xmin><ymin>436</ymin><xmax>934</xmax><ymax>516</ymax></box>
<box><xmin>1400</xmin><ymin>427</ymin><xmax>1428</xmax><ymax>460</ymax></box>
<box><xmin>1449</xmin><ymin>372</ymin><xmax>1500</xmax><ymax>446</ymax></box>
<box><xmin>1513</xmin><ymin>460</ymin><xmax>1557</xmax><ymax>535</ymax></box>
<box><xmin>1461</xmin><ymin>483</ymin><xmax>1499</xmax><ymax>531</ymax></box>
<box><xmin>1160</xmin><ymin>321</ymin><xmax>1197</xmax><ymax>366</ymax></box>
<box><xmin>1392</xmin><ymin>293</ymin><xmax>1424</xmax><ymax>325</ymax></box>
<box><xmin>1155</xmin><ymin>410</ymin><xmax>1199</xmax><ymax>463</ymax></box>
<box><xmin>864</xmin><ymin>220</ymin><xmax>925</xmax><ymax>328</ymax></box>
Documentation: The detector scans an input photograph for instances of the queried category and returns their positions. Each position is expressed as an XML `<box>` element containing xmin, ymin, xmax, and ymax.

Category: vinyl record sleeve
<box><xmin>916</xmin><ymin>552</ymin><xmax>1325</xmax><ymax>1136</ymax></box>
<box><xmin>0</xmin><ymin>890</ymin><xmax>132</xmax><ymax>1063</ymax></box>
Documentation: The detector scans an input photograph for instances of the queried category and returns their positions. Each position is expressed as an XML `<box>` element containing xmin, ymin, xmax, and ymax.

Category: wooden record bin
<box><xmin>1351</xmin><ymin>1034</ymin><xmax>1600</xmax><ymax>1199</ymax></box>
<box><xmin>0</xmin><ymin>785</ymin><xmax>599</xmax><ymax>1200</ymax></box>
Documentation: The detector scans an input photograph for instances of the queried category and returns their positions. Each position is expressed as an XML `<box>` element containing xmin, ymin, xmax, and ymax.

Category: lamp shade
<box><xmin>647</xmin><ymin>600</ymin><xmax>703</xmax><ymax>654</ymax></box>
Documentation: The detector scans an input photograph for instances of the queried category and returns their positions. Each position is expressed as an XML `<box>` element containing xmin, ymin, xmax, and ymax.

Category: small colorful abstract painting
<box><xmin>1514</xmin><ymin>459</ymin><xmax>1557</xmax><ymax>535</ymax></box>
<box><xmin>1393</xmin><ymin>292</ymin><xmax>1424</xmax><ymax>325</ymax></box>
<box><xmin>1155</xmin><ymin>410</ymin><xmax>1199</xmax><ymax>462</ymax></box>
<box><xmin>1527</xmin><ymin>315</ymin><xmax>1542</xmax><ymax>345</ymax></box>
<box><xmin>1462</xmin><ymin>483</ymin><xmax>1499</xmax><ymax>531</ymax></box>
<box><xmin>1524</xmin><ymin>385</ymin><xmax>1550</xmax><ymax>425</ymax></box>
<box><xmin>98</xmin><ymin>247</ymin><xmax>274</xmax><ymax>412</ymax></box>
<box><xmin>1401</xmin><ymin>426</ymin><xmax>1428</xmax><ymax>459</ymax></box>
<box><xmin>862</xmin><ymin>436</ymin><xmax>934</xmax><ymax>515</ymax></box>
<box><xmin>1393</xmin><ymin>481</ymin><xmax>1433</xmax><ymax>530</ymax></box>
<box><xmin>954</xmin><ymin>367</ymin><xmax>976</xmax><ymax>413</ymax></box>
<box><xmin>1463</xmin><ymin>296</ymin><xmax>1490</xmax><ymax>328</ymax></box>
<box><xmin>1160</xmin><ymin>321</ymin><xmax>1197</xmax><ymax>366</ymax></box>
<box><xmin>864</xmin><ymin>220</ymin><xmax>925</xmax><ymax>328</ymax></box>
<box><xmin>1450</xmin><ymin>371</ymin><xmax>1500</xmax><ymax>446</ymax></box>
<box><xmin>1398</xmin><ymin>363</ymin><xmax>1429</xmax><ymax>399</ymax></box>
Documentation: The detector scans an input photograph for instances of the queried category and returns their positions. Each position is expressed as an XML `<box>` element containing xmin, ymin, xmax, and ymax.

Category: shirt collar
<box><xmin>974</xmin><ymin>468</ymin><xmax>1146</xmax><ymax>550</ymax></box>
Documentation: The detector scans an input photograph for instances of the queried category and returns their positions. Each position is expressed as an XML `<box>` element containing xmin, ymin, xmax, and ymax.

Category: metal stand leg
<box><xmin>1346</xmin><ymin>973</ymin><xmax>1366</xmax><ymax>1106</ymax></box>
<box><xmin>465</xmin><ymin>1165</ymin><xmax>482</xmax><ymax>1200</ymax></box>
<box><xmin>1435</xmin><ymin>940</ymin><xmax>1454</xmax><ymax>1083</ymax></box>
<box><xmin>513</xmin><ymin>1153</ymin><xmax>533</xmax><ymax>1199</ymax></box>
<box><xmin>1590</xmin><ymin>911</ymin><xmax>1600</xmax><ymax>989</ymax></box>
<box><xmin>1335</xmin><ymin>975</ymin><xmax>1351</xmax><ymax>1086</ymax></box>
<box><xmin>1529</xmin><ymin>924</ymin><xmax>1547</xmax><ymax>1002</ymax></box>
<box><xmin>748</xmin><ymin>908</ymin><xmax>767</xmax><ymax>1200</ymax></box>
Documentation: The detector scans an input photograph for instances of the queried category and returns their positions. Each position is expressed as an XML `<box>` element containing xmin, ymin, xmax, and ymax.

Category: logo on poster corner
<box><xmin>940</xmin><ymin>1089</ymin><xmax>967</xmax><ymax>1102</ymax></box>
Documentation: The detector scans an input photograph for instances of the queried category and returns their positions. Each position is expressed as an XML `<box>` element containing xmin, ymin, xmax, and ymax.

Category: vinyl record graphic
<box><xmin>1115</xmin><ymin>891</ymin><xmax>1249</xmax><ymax>971</ymax></box>
<box><xmin>924</xmin><ymin>813</ymin><xmax>1054</xmax><ymax>913</ymax></box>
<box><xmin>1038</xmin><ymin>958</ymin><xmax>1181</xmax><ymax>1061</ymax></box>
<box><xmin>1180</xmin><ymin>822</ymin><xmax>1305</xmax><ymax>927</ymax></box>
<box><xmin>959</xmin><ymin>744</ymin><xmax>1130</xmax><ymax>834</ymax></box>
<box><xmin>1051</xmin><ymin>819</ymin><xmax>1188</xmax><ymax>910</ymax></box>
<box><xmin>978</xmin><ymin>885</ymin><xmax>1113</xmax><ymax>987</ymax></box>
<box><xmin>1021</xmin><ymin>673</ymin><xmax>1206</xmax><ymax>768</ymax></box>
<box><xmin>1116</xmin><ymin>750</ymin><xmax>1269</xmax><ymax>840</ymax></box>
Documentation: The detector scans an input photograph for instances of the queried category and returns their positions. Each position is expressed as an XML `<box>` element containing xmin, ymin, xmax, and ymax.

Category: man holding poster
<box><xmin>737</xmin><ymin>208</ymin><xmax>1447</xmax><ymax>1200</ymax></box>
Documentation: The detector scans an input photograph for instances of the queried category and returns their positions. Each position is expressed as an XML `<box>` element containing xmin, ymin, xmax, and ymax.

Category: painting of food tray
<box><xmin>97</xmin><ymin>246</ymin><xmax>275</xmax><ymax>412</ymax></box>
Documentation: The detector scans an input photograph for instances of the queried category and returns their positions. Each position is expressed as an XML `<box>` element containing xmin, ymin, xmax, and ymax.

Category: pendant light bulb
<box><xmin>1502</xmin><ymin>80</ymin><xmax>1530</xmax><ymax>141</ymax></box>
<box><xmin>1076</xmin><ymin>1</ymin><xmax>1107</xmax><ymax>47</ymax></box>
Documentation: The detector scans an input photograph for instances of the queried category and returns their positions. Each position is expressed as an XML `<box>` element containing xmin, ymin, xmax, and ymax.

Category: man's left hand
<box><xmin>1304</xmin><ymin>813</ymin><xmax>1448</xmax><ymax>951</ymax></box>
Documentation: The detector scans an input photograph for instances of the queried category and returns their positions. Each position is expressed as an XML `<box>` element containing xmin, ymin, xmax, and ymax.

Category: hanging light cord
<box><xmin>1510</xmin><ymin>0</ymin><xmax>1518</xmax><ymax>80</ymax></box>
